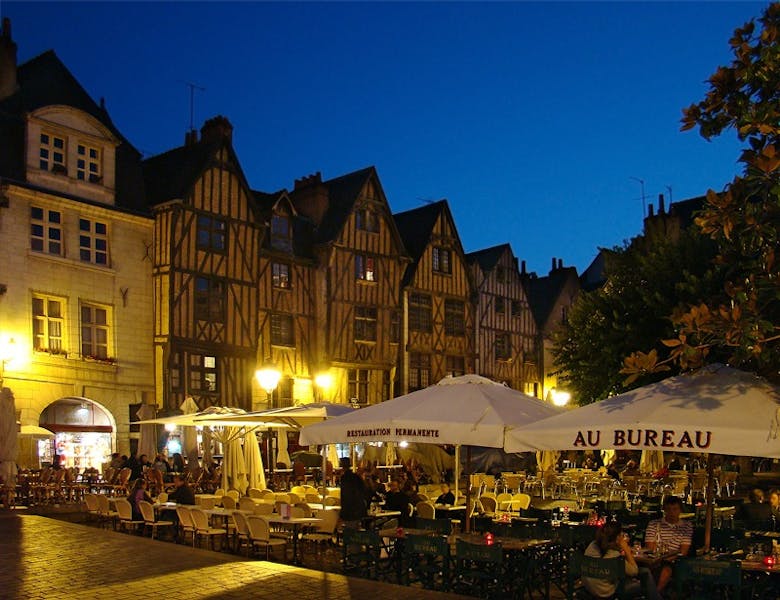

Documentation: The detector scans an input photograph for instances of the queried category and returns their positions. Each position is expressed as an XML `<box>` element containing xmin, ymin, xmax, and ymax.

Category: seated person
<box><xmin>384</xmin><ymin>479</ymin><xmax>413</xmax><ymax>525</ymax></box>
<box><xmin>735</xmin><ymin>488</ymin><xmax>773</xmax><ymax>529</ymax></box>
<box><xmin>644</xmin><ymin>495</ymin><xmax>693</xmax><ymax>595</ymax></box>
<box><xmin>583</xmin><ymin>521</ymin><xmax>659</xmax><ymax>600</ymax></box>
<box><xmin>769</xmin><ymin>489</ymin><xmax>780</xmax><ymax>523</ymax></box>
<box><xmin>622</xmin><ymin>460</ymin><xmax>640</xmax><ymax>477</ymax></box>
<box><xmin>435</xmin><ymin>483</ymin><xmax>455</xmax><ymax>505</ymax></box>
<box><xmin>167</xmin><ymin>474</ymin><xmax>195</xmax><ymax>505</ymax></box>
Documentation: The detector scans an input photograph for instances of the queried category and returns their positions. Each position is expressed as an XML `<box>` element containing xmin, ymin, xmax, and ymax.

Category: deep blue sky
<box><xmin>3</xmin><ymin>2</ymin><xmax>765</xmax><ymax>274</ymax></box>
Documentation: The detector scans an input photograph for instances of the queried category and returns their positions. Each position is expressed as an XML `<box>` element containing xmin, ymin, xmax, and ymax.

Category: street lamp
<box><xmin>550</xmin><ymin>388</ymin><xmax>571</xmax><ymax>407</ymax></box>
<box><xmin>255</xmin><ymin>359</ymin><xmax>281</xmax><ymax>409</ymax></box>
<box><xmin>314</xmin><ymin>371</ymin><xmax>333</xmax><ymax>402</ymax></box>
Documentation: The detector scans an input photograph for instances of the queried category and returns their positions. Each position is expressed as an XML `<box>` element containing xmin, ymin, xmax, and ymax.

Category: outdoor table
<box><xmin>194</xmin><ymin>494</ymin><xmax>220</xmax><ymax>506</ymax></box>
<box><xmin>203</xmin><ymin>507</ymin><xmax>253</xmax><ymax>536</ymax></box>
<box><xmin>152</xmin><ymin>501</ymin><xmax>178</xmax><ymax>511</ymax></box>
<box><xmin>306</xmin><ymin>502</ymin><xmax>340</xmax><ymax>512</ymax></box>
<box><xmin>264</xmin><ymin>515</ymin><xmax>322</xmax><ymax>565</ymax></box>
<box><xmin>634</xmin><ymin>549</ymin><xmax>681</xmax><ymax>569</ymax></box>
<box><xmin>434</xmin><ymin>504</ymin><xmax>466</xmax><ymax>519</ymax></box>
<box><xmin>361</xmin><ymin>509</ymin><xmax>402</xmax><ymax>530</ymax></box>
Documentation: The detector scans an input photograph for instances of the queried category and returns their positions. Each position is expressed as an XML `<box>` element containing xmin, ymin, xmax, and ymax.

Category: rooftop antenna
<box><xmin>665</xmin><ymin>185</ymin><xmax>673</xmax><ymax>204</ymax></box>
<box><xmin>629</xmin><ymin>176</ymin><xmax>646</xmax><ymax>218</ymax></box>
<box><xmin>183</xmin><ymin>80</ymin><xmax>206</xmax><ymax>132</ymax></box>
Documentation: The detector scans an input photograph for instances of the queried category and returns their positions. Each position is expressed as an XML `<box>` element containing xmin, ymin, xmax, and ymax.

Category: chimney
<box><xmin>200</xmin><ymin>115</ymin><xmax>233</xmax><ymax>144</ymax></box>
<box><xmin>291</xmin><ymin>172</ymin><xmax>329</xmax><ymax>226</ymax></box>
<box><xmin>648</xmin><ymin>203</ymin><xmax>654</xmax><ymax>217</ymax></box>
<box><xmin>521</xmin><ymin>260</ymin><xmax>526</xmax><ymax>275</ymax></box>
<box><xmin>551</xmin><ymin>257</ymin><xmax>556</xmax><ymax>271</ymax></box>
<box><xmin>558</xmin><ymin>258</ymin><xmax>563</xmax><ymax>269</ymax></box>
<box><xmin>0</xmin><ymin>18</ymin><xmax>18</xmax><ymax>101</ymax></box>
<box><xmin>184</xmin><ymin>129</ymin><xmax>199</xmax><ymax>146</ymax></box>
<box><xmin>658</xmin><ymin>193</ymin><xmax>665</xmax><ymax>215</ymax></box>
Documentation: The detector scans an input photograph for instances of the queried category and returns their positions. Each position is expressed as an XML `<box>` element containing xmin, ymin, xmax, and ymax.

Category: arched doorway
<box><xmin>39</xmin><ymin>397</ymin><xmax>115</xmax><ymax>470</ymax></box>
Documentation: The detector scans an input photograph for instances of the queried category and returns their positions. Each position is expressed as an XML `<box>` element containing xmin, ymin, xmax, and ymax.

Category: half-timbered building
<box><xmin>466</xmin><ymin>244</ymin><xmax>541</xmax><ymax>396</ymax></box>
<box><xmin>291</xmin><ymin>168</ymin><xmax>409</xmax><ymax>406</ymax></box>
<box><xmin>144</xmin><ymin>117</ymin><xmax>263</xmax><ymax>413</ymax></box>
<box><xmin>393</xmin><ymin>200</ymin><xmax>475</xmax><ymax>394</ymax></box>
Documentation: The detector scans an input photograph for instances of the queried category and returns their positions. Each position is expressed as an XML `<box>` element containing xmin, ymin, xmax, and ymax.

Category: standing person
<box><xmin>583</xmin><ymin>521</ymin><xmax>659</xmax><ymax>599</ymax></box>
<box><xmin>339</xmin><ymin>457</ymin><xmax>367</xmax><ymax>528</ymax></box>
<box><xmin>127</xmin><ymin>479</ymin><xmax>152</xmax><ymax>521</ymax></box>
<box><xmin>171</xmin><ymin>453</ymin><xmax>185</xmax><ymax>473</ymax></box>
<box><xmin>644</xmin><ymin>496</ymin><xmax>693</xmax><ymax>595</ymax></box>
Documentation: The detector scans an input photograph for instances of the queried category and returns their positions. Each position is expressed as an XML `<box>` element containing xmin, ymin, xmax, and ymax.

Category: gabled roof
<box><xmin>394</xmin><ymin>199</ymin><xmax>467</xmax><ymax>288</ymax></box>
<box><xmin>315</xmin><ymin>166</ymin><xmax>375</xmax><ymax>243</ymax></box>
<box><xmin>524</xmin><ymin>266</ymin><xmax>580</xmax><ymax>330</ymax></box>
<box><xmin>251</xmin><ymin>189</ymin><xmax>315</xmax><ymax>260</ymax></box>
<box><xmin>465</xmin><ymin>243</ymin><xmax>512</xmax><ymax>273</ymax></box>
<box><xmin>142</xmin><ymin>141</ymin><xmax>220</xmax><ymax>207</ymax></box>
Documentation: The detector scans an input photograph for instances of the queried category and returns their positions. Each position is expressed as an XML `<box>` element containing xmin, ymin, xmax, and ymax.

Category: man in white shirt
<box><xmin>644</xmin><ymin>495</ymin><xmax>693</xmax><ymax>594</ymax></box>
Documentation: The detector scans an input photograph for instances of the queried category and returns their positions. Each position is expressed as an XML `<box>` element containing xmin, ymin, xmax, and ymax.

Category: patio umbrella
<box><xmin>18</xmin><ymin>425</ymin><xmax>54</xmax><ymax>469</ymax></box>
<box><xmin>214</xmin><ymin>401</ymin><xmax>357</xmax><ymax>429</ymax></box>
<box><xmin>222</xmin><ymin>427</ymin><xmax>247</xmax><ymax>494</ymax></box>
<box><xmin>243</xmin><ymin>430</ymin><xmax>265</xmax><ymax>491</ymax></box>
<box><xmin>0</xmin><ymin>388</ymin><xmax>18</xmax><ymax>488</ymax></box>
<box><xmin>640</xmin><ymin>449</ymin><xmax>665</xmax><ymax>474</ymax></box>
<box><xmin>179</xmin><ymin>396</ymin><xmax>200</xmax><ymax>468</ymax></box>
<box><xmin>505</xmin><ymin>364</ymin><xmax>780</xmax><ymax>549</ymax></box>
<box><xmin>135</xmin><ymin>404</ymin><xmax>158</xmax><ymax>459</ymax></box>
<box><xmin>276</xmin><ymin>430</ymin><xmax>291</xmax><ymax>467</ymax></box>
<box><xmin>536</xmin><ymin>450</ymin><xmax>560</xmax><ymax>475</ymax></box>
<box><xmin>300</xmin><ymin>374</ymin><xmax>560</xmax><ymax>509</ymax></box>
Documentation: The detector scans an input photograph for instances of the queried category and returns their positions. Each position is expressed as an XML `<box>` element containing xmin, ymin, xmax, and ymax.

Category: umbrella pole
<box><xmin>704</xmin><ymin>453</ymin><xmax>715</xmax><ymax>552</ymax></box>
<box><xmin>465</xmin><ymin>446</ymin><xmax>472</xmax><ymax>533</ymax></box>
<box><xmin>322</xmin><ymin>445</ymin><xmax>328</xmax><ymax>505</ymax></box>
<box><xmin>454</xmin><ymin>445</ymin><xmax>460</xmax><ymax>509</ymax></box>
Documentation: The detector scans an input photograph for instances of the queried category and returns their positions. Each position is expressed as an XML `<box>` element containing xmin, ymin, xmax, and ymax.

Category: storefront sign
<box><xmin>572</xmin><ymin>428</ymin><xmax>712</xmax><ymax>449</ymax></box>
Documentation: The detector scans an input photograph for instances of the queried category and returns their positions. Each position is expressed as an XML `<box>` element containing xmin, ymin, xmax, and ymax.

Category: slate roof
<box><xmin>666</xmin><ymin>195</ymin><xmax>705</xmax><ymax>227</ymax></box>
<box><xmin>142</xmin><ymin>141</ymin><xmax>222</xmax><ymax>207</ymax></box>
<box><xmin>393</xmin><ymin>200</ymin><xmax>447</xmax><ymax>287</ymax></box>
<box><xmin>0</xmin><ymin>50</ymin><xmax>146</xmax><ymax>211</ymax></box>
<box><xmin>314</xmin><ymin>166</ymin><xmax>375</xmax><ymax>244</ymax></box>
<box><xmin>465</xmin><ymin>243</ymin><xmax>511</xmax><ymax>273</ymax></box>
<box><xmin>524</xmin><ymin>266</ymin><xmax>579</xmax><ymax>330</ymax></box>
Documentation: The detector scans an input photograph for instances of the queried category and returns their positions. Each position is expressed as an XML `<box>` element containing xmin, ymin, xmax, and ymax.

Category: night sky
<box><xmin>2</xmin><ymin>1</ymin><xmax>764</xmax><ymax>274</ymax></box>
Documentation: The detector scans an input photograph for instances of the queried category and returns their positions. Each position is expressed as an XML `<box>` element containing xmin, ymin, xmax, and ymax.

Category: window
<box><xmin>355</xmin><ymin>208</ymin><xmax>379</xmax><ymax>233</ymax></box>
<box><xmin>272</xmin><ymin>377</ymin><xmax>294</xmax><ymax>408</ymax></box>
<box><xmin>444</xmin><ymin>299</ymin><xmax>465</xmax><ymax>336</ymax></box>
<box><xmin>169</xmin><ymin>351</ymin><xmax>182</xmax><ymax>391</ymax></box>
<box><xmin>196</xmin><ymin>215</ymin><xmax>226</xmax><ymax>252</ymax></box>
<box><xmin>446</xmin><ymin>356</ymin><xmax>465</xmax><ymax>377</ymax></box>
<box><xmin>79</xmin><ymin>218</ymin><xmax>109</xmax><ymax>265</ymax></box>
<box><xmin>32</xmin><ymin>295</ymin><xmax>64</xmax><ymax>353</ymax></box>
<box><xmin>80</xmin><ymin>303</ymin><xmax>110</xmax><ymax>359</ymax></box>
<box><xmin>389</xmin><ymin>310</ymin><xmax>401</xmax><ymax>344</ymax></box>
<box><xmin>511</xmin><ymin>299</ymin><xmax>523</xmax><ymax>317</ymax></box>
<box><xmin>189</xmin><ymin>353</ymin><xmax>217</xmax><ymax>393</ymax></box>
<box><xmin>194</xmin><ymin>277</ymin><xmax>225</xmax><ymax>322</ymax></box>
<box><xmin>348</xmin><ymin>369</ymin><xmax>369</xmax><ymax>404</ymax></box>
<box><xmin>77</xmin><ymin>143</ymin><xmax>101</xmax><ymax>182</ymax></box>
<box><xmin>409</xmin><ymin>293</ymin><xmax>432</xmax><ymax>333</ymax></box>
<box><xmin>271</xmin><ymin>313</ymin><xmax>295</xmax><ymax>346</ymax></box>
<box><xmin>354</xmin><ymin>306</ymin><xmax>377</xmax><ymax>342</ymax></box>
<box><xmin>270</xmin><ymin>215</ymin><xmax>292</xmax><ymax>252</ymax></box>
<box><xmin>355</xmin><ymin>254</ymin><xmax>376</xmax><ymax>282</ymax></box>
<box><xmin>495</xmin><ymin>333</ymin><xmax>511</xmax><ymax>360</ymax></box>
<box><xmin>495</xmin><ymin>297</ymin><xmax>505</xmax><ymax>314</ymax></box>
<box><xmin>432</xmin><ymin>247</ymin><xmax>451</xmax><ymax>274</ymax></box>
<box><xmin>382</xmin><ymin>370</ymin><xmax>393</xmax><ymax>402</ymax></box>
<box><xmin>39</xmin><ymin>133</ymin><xmax>66</xmax><ymax>173</ymax></box>
<box><xmin>496</xmin><ymin>266</ymin><xmax>506</xmax><ymax>283</ymax></box>
<box><xmin>409</xmin><ymin>353</ymin><xmax>431</xmax><ymax>392</ymax></box>
<box><xmin>30</xmin><ymin>206</ymin><xmax>63</xmax><ymax>256</ymax></box>
<box><xmin>272</xmin><ymin>262</ymin><xmax>291</xmax><ymax>289</ymax></box>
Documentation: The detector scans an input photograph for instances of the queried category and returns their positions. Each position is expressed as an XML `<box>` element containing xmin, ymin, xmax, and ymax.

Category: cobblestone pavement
<box><xmin>0</xmin><ymin>513</ymin><xmax>465</xmax><ymax>600</ymax></box>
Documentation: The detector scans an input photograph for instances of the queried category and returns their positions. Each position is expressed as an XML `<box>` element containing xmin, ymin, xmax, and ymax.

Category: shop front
<box><xmin>39</xmin><ymin>398</ymin><xmax>114</xmax><ymax>470</ymax></box>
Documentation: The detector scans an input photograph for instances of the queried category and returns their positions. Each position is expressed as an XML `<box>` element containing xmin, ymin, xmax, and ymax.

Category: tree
<box><xmin>552</xmin><ymin>228</ymin><xmax>721</xmax><ymax>404</ymax></box>
<box><xmin>623</xmin><ymin>3</ymin><xmax>780</xmax><ymax>385</ymax></box>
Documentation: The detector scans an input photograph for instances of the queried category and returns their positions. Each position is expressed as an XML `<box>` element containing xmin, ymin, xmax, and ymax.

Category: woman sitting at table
<box><xmin>128</xmin><ymin>479</ymin><xmax>152</xmax><ymax>521</ymax></box>
<box><xmin>583</xmin><ymin>521</ymin><xmax>659</xmax><ymax>599</ymax></box>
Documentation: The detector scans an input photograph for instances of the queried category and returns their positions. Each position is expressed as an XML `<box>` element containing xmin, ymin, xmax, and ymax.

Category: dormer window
<box><xmin>270</xmin><ymin>215</ymin><xmax>292</xmax><ymax>252</ymax></box>
<box><xmin>77</xmin><ymin>144</ymin><xmax>102</xmax><ymax>183</ymax></box>
<box><xmin>432</xmin><ymin>247</ymin><xmax>451</xmax><ymax>274</ymax></box>
<box><xmin>356</xmin><ymin>208</ymin><xmax>379</xmax><ymax>233</ymax></box>
<box><xmin>40</xmin><ymin>133</ymin><xmax>66</xmax><ymax>174</ymax></box>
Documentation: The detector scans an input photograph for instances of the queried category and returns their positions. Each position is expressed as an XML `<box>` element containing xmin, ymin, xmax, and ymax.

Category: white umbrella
<box><xmin>18</xmin><ymin>425</ymin><xmax>54</xmax><ymax>469</ymax></box>
<box><xmin>222</xmin><ymin>427</ymin><xmax>247</xmax><ymax>494</ymax></box>
<box><xmin>536</xmin><ymin>450</ymin><xmax>560</xmax><ymax>475</ymax></box>
<box><xmin>506</xmin><ymin>364</ymin><xmax>780</xmax><ymax>549</ymax></box>
<box><xmin>215</xmin><ymin>401</ymin><xmax>356</xmax><ymax>429</ymax></box>
<box><xmin>640</xmin><ymin>450</ymin><xmax>664</xmax><ymax>474</ymax></box>
<box><xmin>201</xmin><ymin>426</ymin><xmax>214</xmax><ymax>468</ymax></box>
<box><xmin>135</xmin><ymin>404</ymin><xmax>157</xmax><ymax>459</ymax></box>
<box><xmin>276</xmin><ymin>430</ymin><xmax>291</xmax><ymax>468</ymax></box>
<box><xmin>300</xmin><ymin>374</ymin><xmax>560</xmax><ymax>512</ymax></box>
<box><xmin>180</xmin><ymin>396</ymin><xmax>200</xmax><ymax>468</ymax></box>
<box><xmin>0</xmin><ymin>388</ymin><xmax>18</xmax><ymax>488</ymax></box>
<box><xmin>244</xmin><ymin>430</ymin><xmax>265</xmax><ymax>491</ymax></box>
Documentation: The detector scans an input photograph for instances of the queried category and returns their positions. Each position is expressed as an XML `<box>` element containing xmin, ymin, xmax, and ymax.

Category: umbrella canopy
<box><xmin>640</xmin><ymin>450</ymin><xmax>665</xmax><ymax>474</ymax></box>
<box><xmin>290</xmin><ymin>450</ymin><xmax>323</xmax><ymax>468</ymax></box>
<box><xmin>216</xmin><ymin>402</ymin><xmax>356</xmax><ymax>429</ymax></box>
<box><xmin>135</xmin><ymin>404</ymin><xmax>158</xmax><ymax>459</ymax></box>
<box><xmin>505</xmin><ymin>364</ymin><xmax>780</xmax><ymax>456</ymax></box>
<box><xmin>300</xmin><ymin>374</ymin><xmax>560</xmax><ymax>447</ymax></box>
<box><xmin>243</xmin><ymin>430</ymin><xmax>265</xmax><ymax>491</ymax></box>
<box><xmin>0</xmin><ymin>388</ymin><xmax>18</xmax><ymax>487</ymax></box>
<box><xmin>136</xmin><ymin>405</ymin><xmax>249</xmax><ymax>427</ymax></box>
<box><xmin>19</xmin><ymin>425</ymin><xmax>55</xmax><ymax>438</ymax></box>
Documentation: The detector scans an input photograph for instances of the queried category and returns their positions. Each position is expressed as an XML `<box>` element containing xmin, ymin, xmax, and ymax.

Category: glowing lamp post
<box><xmin>550</xmin><ymin>389</ymin><xmax>571</xmax><ymax>407</ymax></box>
<box><xmin>314</xmin><ymin>371</ymin><xmax>333</xmax><ymax>402</ymax></box>
<box><xmin>255</xmin><ymin>361</ymin><xmax>281</xmax><ymax>407</ymax></box>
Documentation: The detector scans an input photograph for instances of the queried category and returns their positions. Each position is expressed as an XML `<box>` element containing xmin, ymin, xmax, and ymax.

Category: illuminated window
<box><xmin>356</xmin><ymin>208</ymin><xmax>379</xmax><ymax>233</ymax></box>
<box><xmin>272</xmin><ymin>377</ymin><xmax>294</xmax><ymax>408</ymax></box>
<box><xmin>76</xmin><ymin>143</ymin><xmax>101</xmax><ymax>182</ymax></box>
<box><xmin>270</xmin><ymin>215</ymin><xmax>292</xmax><ymax>252</ymax></box>
<box><xmin>30</xmin><ymin>206</ymin><xmax>63</xmax><ymax>256</ymax></box>
<box><xmin>80</xmin><ymin>303</ymin><xmax>110</xmax><ymax>359</ymax></box>
<box><xmin>194</xmin><ymin>277</ymin><xmax>225</xmax><ymax>322</ymax></box>
<box><xmin>271</xmin><ymin>313</ymin><xmax>295</xmax><ymax>346</ymax></box>
<box><xmin>189</xmin><ymin>354</ymin><xmax>217</xmax><ymax>392</ymax></box>
<box><xmin>348</xmin><ymin>369</ymin><xmax>369</xmax><ymax>404</ymax></box>
<box><xmin>495</xmin><ymin>333</ymin><xmax>511</xmax><ymax>360</ymax></box>
<box><xmin>354</xmin><ymin>306</ymin><xmax>377</xmax><ymax>341</ymax></box>
<box><xmin>272</xmin><ymin>262</ymin><xmax>290</xmax><ymax>289</ymax></box>
<box><xmin>432</xmin><ymin>247</ymin><xmax>451</xmax><ymax>274</ymax></box>
<box><xmin>444</xmin><ymin>299</ymin><xmax>465</xmax><ymax>336</ymax></box>
<box><xmin>355</xmin><ymin>254</ymin><xmax>376</xmax><ymax>282</ymax></box>
<box><xmin>32</xmin><ymin>295</ymin><xmax>65</xmax><ymax>353</ymax></box>
<box><xmin>39</xmin><ymin>133</ymin><xmax>66</xmax><ymax>173</ymax></box>
<box><xmin>196</xmin><ymin>215</ymin><xmax>226</xmax><ymax>252</ymax></box>
<box><xmin>409</xmin><ymin>293</ymin><xmax>432</xmax><ymax>333</ymax></box>
<box><xmin>79</xmin><ymin>218</ymin><xmax>109</xmax><ymax>265</ymax></box>
<box><xmin>409</xmin><ymin>353</ymin><xmax>431</xmax><ymax>392</ymax></box>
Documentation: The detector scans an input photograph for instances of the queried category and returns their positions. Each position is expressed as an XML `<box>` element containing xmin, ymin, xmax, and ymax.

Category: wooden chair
<box><xmin>139</xmin><ymin>500</ymin><xmax>174</xmax><ymax>539</ymax></box>
<box><xmin>246</xmin><ymin>516</ymin><xmax>286</xmax><ymax>561</ymax></box>
<box><xmin>567</xmin><ymin>552</ymin><xmax>626</xmax><ymax>599</ymax></box>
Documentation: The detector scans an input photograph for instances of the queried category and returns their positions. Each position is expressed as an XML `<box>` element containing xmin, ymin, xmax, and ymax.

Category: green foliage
<box><xmin>552</xmin><ymin>229</ymin><xmax>721</xmax><ymax>404</ymax></box>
